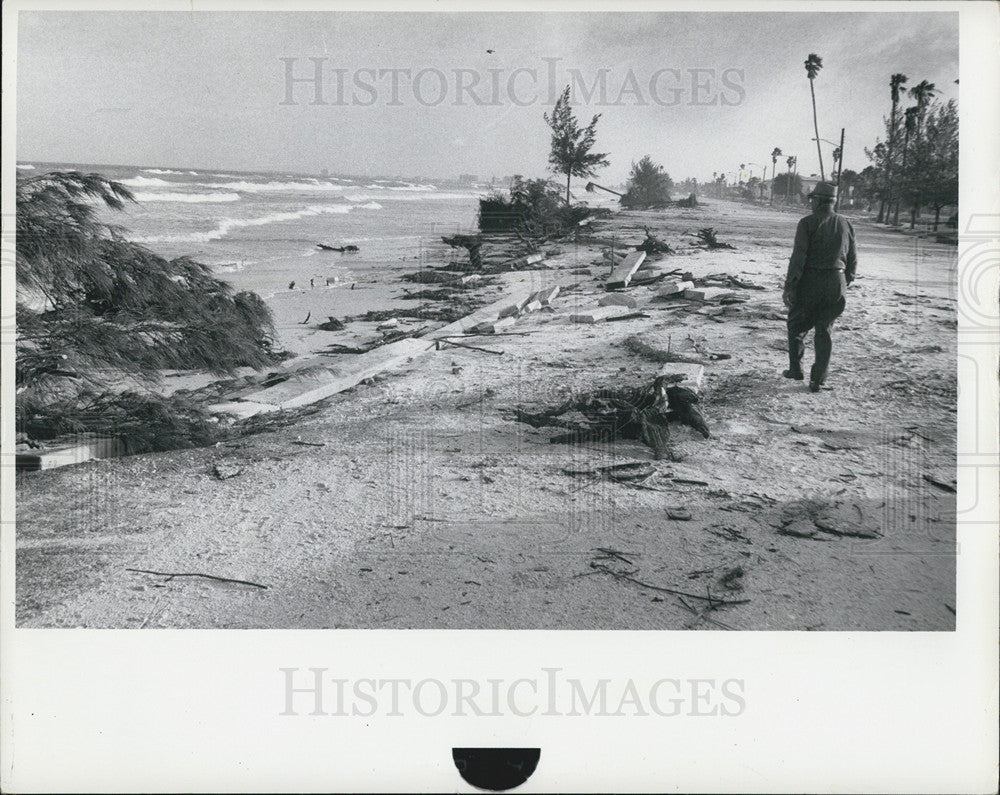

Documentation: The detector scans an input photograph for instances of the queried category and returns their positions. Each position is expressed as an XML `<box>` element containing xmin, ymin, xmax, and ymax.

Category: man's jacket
<box><xmin>785</xmin><ymin>210</ymin><xmax>858</xmax><ymax>290</ymax></box>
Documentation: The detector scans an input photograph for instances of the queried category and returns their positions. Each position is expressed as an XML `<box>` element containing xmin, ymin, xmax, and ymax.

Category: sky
<box><xmin>14</xmin><ymin>10</ymin><xmax>959</xmax><ymax>184</ymax></box>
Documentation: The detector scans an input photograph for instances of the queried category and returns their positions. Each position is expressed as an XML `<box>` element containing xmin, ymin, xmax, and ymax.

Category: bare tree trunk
<box><xmin>810</xmin><ymin>79</ymin><xmax>825</xmax><ymax>181</ymax></box>
<box><xmin>566</xmin><ymin>171</ymin><xmax>571</xmax><ymax>206</ymax></box>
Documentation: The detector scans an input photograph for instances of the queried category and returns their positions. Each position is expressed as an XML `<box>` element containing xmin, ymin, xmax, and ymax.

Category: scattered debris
<box><xmin>694</xmin><ymin>227</ymin><xmax>735</xmax><ymax>249</ymax></box>
<box><xmin>606</xmin><ymin>312</ymin><xmax>650</xmax><ymax>322</ymax></box>
<box><xmin>316</xmin><ymin>316</ymin><xmax>345</xmax><ymax>331</ymax></box>
<box><xmin>606</xmin><ymin>251</ymin><xmax>647</xmax><ymax>289</ymax></box>
<box><xmin>441</xmin><ymin>233</ymin><xmax>484</xmax><ymax>270</ymax></box>
<box><xmin>923</xmin><ymin>473</ymin><xmax>957</xmax><ymax>493</ymax></box>
<box><xmin>719</xmin><ymin>566</ymin><xmax>745</xmax><ymax>591</ymax></box>
<box><xmin>126</xmin><ymin>568</ymin><xmax>268</xmax><ymax>589</ymax></box>
<box><xmin>212</xmin><ymin>461</ymin><xmax>242</xmax><ymax>480</ymax></box>
<box><xmin>624</xmin><ymin>334</ymin><xmax>706</xmax><ymax>365</ymax></box>
<box><xmin>772</xmin><ymin>499</ymin><xmax>882</xmax><ymax>540</ymax></box>
<box><xmin>599</xmin><ymin>294</ymin><xmax>639</xmax><ymax>309</ymax></box>
<box><xmin>635</xmin><ymin>227</ymin><xmax>674</xmax><ymax>256</ymax></box>
<box><xmin>511</xmin><ymin>375</ymin><xmax>709</xmax><ymax>460</ymax></box>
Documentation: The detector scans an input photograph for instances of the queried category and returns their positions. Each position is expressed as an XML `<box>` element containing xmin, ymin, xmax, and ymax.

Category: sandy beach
<box><xmin>16</xmin><ymin>197</ymin><xmax>957</xmax><ymax>630</ymax></box>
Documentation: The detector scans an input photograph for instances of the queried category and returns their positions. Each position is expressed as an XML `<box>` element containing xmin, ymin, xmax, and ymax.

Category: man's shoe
<box><xmin>783</xmin><ymin>369</ymin><xmax>804</xmax><ymax>380</ymax></box>
<box><xmin>809</xmin><ymin>380</ymin><xmax>821</xmax><ymax>392</ymax></box>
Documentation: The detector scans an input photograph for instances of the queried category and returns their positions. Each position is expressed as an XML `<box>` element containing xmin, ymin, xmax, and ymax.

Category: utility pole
<box><xmin>834</xmin><ymin>127</ymin><xmax>845</xmax><ymax>212</ymax></box>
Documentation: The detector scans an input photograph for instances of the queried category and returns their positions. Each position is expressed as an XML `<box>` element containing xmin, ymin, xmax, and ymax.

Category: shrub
<box><xmin>620</xmin><ymin>156</ymin><xmax>673</xmax><ymax>209</ymax></box>
<box><xmin>478</xmin><ymin>176</ymin><xmax>592</xmax><ymax>236</ymax></box>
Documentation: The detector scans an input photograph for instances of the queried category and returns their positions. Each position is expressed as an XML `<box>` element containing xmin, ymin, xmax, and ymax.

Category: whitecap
<box><xmin>135</xmin><ymin>202</ymin><xmax>372</xmax><ymax>244</ymax></box>
<box><xmin>134</xmin><ymin>192</ymin><xmax>241</xmax><ymax>203</ymax></box>
<box><xmin>212</xmin><ymin>180</ymin><xmax>348</xmax><ymax>193</ymax></box>
<box><xmin>16</xmin><ymin>163</ymin><xmax>36</xmax><ymax>170</ymax></box>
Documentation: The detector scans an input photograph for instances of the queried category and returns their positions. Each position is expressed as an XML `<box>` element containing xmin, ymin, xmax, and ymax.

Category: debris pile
<box><xmin>510</xmin><ymin>375</ymin><xmax>709</xmax><ymax>460</ymax></box>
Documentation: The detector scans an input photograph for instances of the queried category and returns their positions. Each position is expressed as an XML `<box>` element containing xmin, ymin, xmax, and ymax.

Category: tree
<box><xmin>769</xmin><ymin>147</ymin><xmax>782</xmax><ymax>205</ymax></box>
<box><xmin>16</xmin><ymin>171</ymin><xmax>276</xmax><ymax>447</ymax></box>
<box><xmin>882</xmin><ymin>73</ymin><xmax>908</xmax><ymax>222</ymax></box>
<box><xmin>620</xmin><ymin>155</ymin><xmax>673</xmax><ymax>208</ymax></box>
<box><xmin>543</xmin><ymin>85</ymin><xmax>610</xmax><ymax>205</ymax></box>
<box><xmin>804</xmin><ymin>53</ymin><xmax>826</xmax><ymax>181</ymax></box>
<box><xmin>893</xmin><ymin>106</ymin><xmax>919</xmax><ymax>225</ymax></box>
<box><xmin>923</xmin><ymin>99</ymin><xmax>958</xmax><ymax>230</ymax></box>
<box><xmin>785</xmin><ymin>155</ymin><xmax>797</xmax><ymax>203</ymax></box>
<box><xmin>773</xmin><ymin>171</ymin><xmax>803</xmax><ymax>202</ymax></box>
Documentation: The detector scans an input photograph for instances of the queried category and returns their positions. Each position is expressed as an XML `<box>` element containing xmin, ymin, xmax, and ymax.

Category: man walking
<box><xmin>782</xmin><ymin>181</ymin><xmax>858</xmax><ymax>392</ymax></box>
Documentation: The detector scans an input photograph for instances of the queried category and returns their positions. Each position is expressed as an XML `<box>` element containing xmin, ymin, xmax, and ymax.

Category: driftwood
<box><xmin>126</xmin><ymin>568</ymin><xmax>268</xmax><ymax>589</ymax></box>
<box><xmin>510</xmin><ymin>375</ymin><xmax>709</xmax><ymax>460</ymax></box>
<box><xmin>623</xmin><ymin>334</ymin><xmax>706</xmax><ymax>365</ymax></box>
<box><xmin>317</xmin><ymin>243</ymin><xmax>359</xmax><ymax>252</ymax></box>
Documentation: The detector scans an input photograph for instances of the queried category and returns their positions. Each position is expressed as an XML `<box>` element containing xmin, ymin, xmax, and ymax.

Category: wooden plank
<box><xmin>606</xmin><ymin>250</ymin><xmax>646</xmax><ymax>289</ymax></box>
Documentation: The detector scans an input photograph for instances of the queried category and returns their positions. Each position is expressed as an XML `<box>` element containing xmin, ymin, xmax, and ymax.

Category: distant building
<box><xmin>458</xmin><ymin>173</ymin><xmax>478</xmax><ymax>186</ymax></box>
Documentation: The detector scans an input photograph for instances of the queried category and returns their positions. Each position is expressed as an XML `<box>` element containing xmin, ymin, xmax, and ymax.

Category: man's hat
<box><xmin>809</xmin><ymin>181</ymin><xmax>838</xmax><ymax>199</ymax></box>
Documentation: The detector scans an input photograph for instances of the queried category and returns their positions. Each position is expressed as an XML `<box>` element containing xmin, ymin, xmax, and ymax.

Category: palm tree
<box><xmin>785</xmin><ymin>155</ymin><xmax>796</xmax><ymax>203</ymax></box>
<box><xmin>909</xmin><ymin>80</ymin><xmax>938</xmax><ymax>133</ymax></box>
<box><xmin>739</xmin><ymin>163</ymin><xmax>746</xmax><ymax>186</ymax></box>
<box><xmin>893</xmin><ymin>106</ymin><xmax>919</xmax><ymax>226</ymax></box>
<box><xmin>770</xmin><ymin>147</ymin><xmax>782</xmax><ymax>205</ymax></box>
<box><xmin>882</xmin><ymin>73</ymin><xmax>908</xmax><ymax>223</ymax></box>
<box><xmin>804</xmin><ymin>53</ymin><xmax>825</xmax><ymax>181</ymax></box>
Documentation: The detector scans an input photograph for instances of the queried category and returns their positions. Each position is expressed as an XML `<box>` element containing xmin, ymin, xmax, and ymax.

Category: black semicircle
<box><xmin>452</xmin><ymin>747</ymin><xmax>541</xmax><ymax>792</ymax></box>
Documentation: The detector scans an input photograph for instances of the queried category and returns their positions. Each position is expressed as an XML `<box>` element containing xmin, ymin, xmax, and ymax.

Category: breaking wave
<box><xmin>17</xmin><ymin>163</ymin><xmax>36</xmax><ymax>170</ymax></box>
<box><xmin>141</xmin><ymin>168</ymin><xmax>200</xmax><ymax>175</ymax></box>
<box><xmin>135</xmin><ymin>202</ymin><xmax>381</xmax><ymax>244</ymax></box>
<box><xmin>211</xmin><ymin>179</ymin><xmax>349</xmax><ymax>193</ymax></box>
<box><xmin>121</xmin><ymin>175</ymin><xmax>181</xmax><ymax>188</ymax></box>
<box><xmin>134</xmin><ymin>192</ymin><xmax>241</xmax><ymax>203</ymax></box>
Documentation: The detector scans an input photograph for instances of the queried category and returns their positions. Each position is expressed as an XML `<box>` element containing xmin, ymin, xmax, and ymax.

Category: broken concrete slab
<box><xmin>683</xmin><ymin>286</ymin><xmax>739</xmax><ymax>302</ymax></box>
<box><xmin>528</xmin><ymin>285</ymin><xmax>561</xmax><ymax>305</ymax></box>
<box><xmin>606</xmin><ymin>251</ymin><xmax>646</xmax><ymax>289</ymax></box>
<box><xmin>599</xmin><ymin>293</ymin><xmax>639</xmax><ymax>309</ymax></box>
<box><xmin>656</xmin><ymin>280</ymin><xmax>695</xmax><ymax>297</ymax></box>
<box><xmin>431</xmin><ymin>290</ymin><xmax>534</xmax><ymax>338</ymax></box>
<box><xmin>471</xmin><ymin>316</ymin><xmax>517</xmax><ymax>334</ymax></box>
<box><xmin>570</xmin><ymin>306</ymin><xmax>620</xmax><ymax>324</ymax></box>
<box><xmin>240</xmin><ymin>338</ymin><xmax>433</xmax><ymax>410</ymax></box>
<box><xmin>523</xmin><ymin>300</ymin><xmax>543</xmax><ymax>313</ymax></box>
<box><xmin>15</xmin><ymin>434</ymin><xmax>126</xmax><ymax>472</ymax></box>
<box><xmin>657</xmin><ymin>362</ymin><xmax>705</xmax><ymax>392</ymax></box>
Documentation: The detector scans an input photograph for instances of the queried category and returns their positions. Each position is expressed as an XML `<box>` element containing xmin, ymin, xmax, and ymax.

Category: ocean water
<box><xmin>16</xmin><ymin>162</ymin><xmax>482</xmax><ymax>298</ymax></box>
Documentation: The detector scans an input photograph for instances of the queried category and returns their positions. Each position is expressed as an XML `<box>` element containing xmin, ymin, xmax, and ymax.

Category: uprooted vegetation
<box><xmin>478</xmin><ymin>176</ymin><xmax>600</xmax><ymax>236</ymax></box>
<box><xmin>509</xmin><ymin>375</ymin><xmax>710</xmax><ymax>461</ymax></box>
<box><xmin>15</xmin><ymin>171</ymin><xmax>279</xmax><ymax>451</ymax></box>
<box><xmin>694</xmin><ymin>227</ymin><xmax>735</xmax><ymax>249</ymax></box>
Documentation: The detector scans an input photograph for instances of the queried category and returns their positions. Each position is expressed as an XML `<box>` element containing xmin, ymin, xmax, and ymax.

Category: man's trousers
<box><xmin>786</xmin><ymin>269</ymin><xmax>847</xmax><ymax>384</ymax></box>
